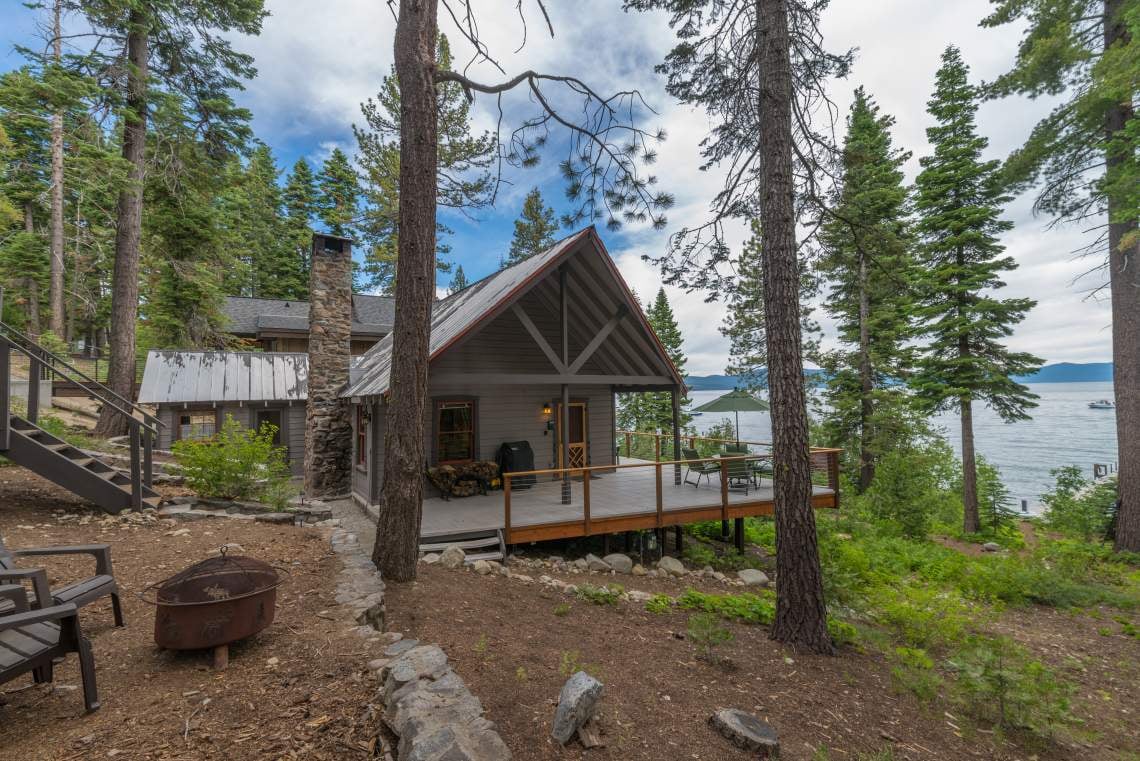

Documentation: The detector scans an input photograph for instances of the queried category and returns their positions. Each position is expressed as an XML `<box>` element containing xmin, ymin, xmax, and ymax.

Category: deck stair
<box><xmin>2</xmin><ymin>309</ymin><xmax>164</xmax><ymax>514</ymax></box>
<box><xmin>419</xmin><ymin>529</ymin><xmax>505</xmax><ymax>563</ymax></box>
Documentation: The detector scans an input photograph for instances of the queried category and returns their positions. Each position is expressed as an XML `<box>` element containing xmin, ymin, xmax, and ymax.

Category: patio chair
<box><xmin>0</xmin><ymin>585</ymin><xmax>100</xmax><ymax>712</ymax></box>
<box><xmin>0</xmin><ymin>536</ymin><xmax>124</xmax><ymax>627</ymax></box>
<box><xmin>722</xmin><ymin>455</ymin><xmax>753</xmax><ymax>494</ymax></box>
<box><xmin>681</xmin><ymin>448</ymin><xmax>720</xmax><ymax>488</ymax></box>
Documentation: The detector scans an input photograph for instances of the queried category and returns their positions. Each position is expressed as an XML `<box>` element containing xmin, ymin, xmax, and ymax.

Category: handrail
<box><xmin>618</xmin><ymin>428</ymin><xmax>773</xmax><ymax>448</ymax></box>
<box><xmin>0</xmin><ymin>320</ymin><xmax>161</xmax><ymax>431</ymax></box>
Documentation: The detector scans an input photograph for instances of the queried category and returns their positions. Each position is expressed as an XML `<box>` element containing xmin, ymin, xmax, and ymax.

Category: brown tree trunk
<box><xmin>94</xmin><ymin>12</ymin><xmax>147</xmax><ymax>439</ymax></box>
<box><xmin>960</xmin><ymin>397</ymin><xmax>980</xmax><ymax>533</ymax></box>
<box><xmin>48</xmin><ymin>0</ymin><xmax>66</xmax><ymax>338</ymax></box>
<box><xmin>1106</xmin><ymin>0</ymin><xmax>1139</xmax><ymax>552</ymax></box>
<box><xmin>372</xmin><ymin>0</ymin><xmax>439</xmax><ymax>582</ymax></box>
<box><xmin>857</xmin><ymin>252</ymin><xmax>874</xmax><ymax>493</ymax></box>
<box><xmin>758</xmin><ymin>0</ymin><xmax>834</xmax><ymax>655</ymax></box>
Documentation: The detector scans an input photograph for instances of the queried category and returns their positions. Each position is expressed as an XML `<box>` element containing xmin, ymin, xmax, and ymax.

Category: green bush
<box><xmin>576</xmin><ymin>583</ymin><xmax>623</xmax><ymax>605</ymax></box>
<box><xmin>890</xmin><ymin>646</ymin><xmax>942</xmax><ymax>701</ymax></box>
<box><xmin>645</xmin><ymin>594</ymin><xmax>673</xmax><ymax>614</ymax></box>
<box><xmin>1041</xmin><ymin>465</ymin><xmax>1116</xmax><ymax>541</ymax></box>
<box><xmin>172</xmin><ymin>415</ymin><xmax>292</xmax><ymax>503</ymax></box>
<box><xmin>687</xmin><ymin>611</ymin><xmax>734</xmax><ymax>662</ymax></box>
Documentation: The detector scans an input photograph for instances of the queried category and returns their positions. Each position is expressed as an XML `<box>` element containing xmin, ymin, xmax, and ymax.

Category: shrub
<box><xmin>645</xmin><ymin>594</ymin><xmax>672</xmax><ymax>614</ymax></box>
<box><xmin>889</xmin><ymin>646</ymin><xmax>942</xmax><ymax>701</ymax></box>
<box><xmin>1041</xmin><ymin>465</ymin><xmax>1116</xmax><ymax>541</ymax></box>
<box><xmin>576</xmin><ymin>583</ymin><xmax>623</xmax><ymax>605</ymax></box>
<box><xmin>687</xmin><ymin>612</ymin><xmax>734</xmax><ymax>663</ymax></box>
<box><xmin>172</xmin><ymin>415</ymin><xmax>292</xmax><ymax>503</ymax></box>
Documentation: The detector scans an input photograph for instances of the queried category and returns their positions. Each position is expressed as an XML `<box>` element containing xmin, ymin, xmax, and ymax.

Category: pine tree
<box><xmin>316</xmin><ymin>148</ymin><xmax>359</xmax><ymax>239</ymax></box>
<box><xmin>721</xmin><ymin>220</ymin><xmax>821</xmax><ymax>392</ymax></box>
<box><xmin>817</xmin><ymin>88</ymin><xmax>915</xmax><ymax>492</ymax></box>
<box><xmin>983</xmin><ymin>0</ymin><xmax>1139</xmax><ymax>553</ymax></box>
<box><xmin>617</xmin><ymin>288</ymin><xmax>690</xmax><ymax>438</ymax></box>
<box><xmin>354</xmin><ymin>34</ymin><xmax>494</xmax><ymax>293</ymax></box>
<box><xmin>505</xmin><ymin>187</ymin><xmax>558</xmax><ymax>267</ymax></box>
<box><xmin>282</xmin><ymin>157</ymin><xmax>319</xmax><ymax>299</ymax></box>
<box><xmin>910</xmin><ymin>46</ymin><xmax>1043</xmax><ymax>535</ymax></box>
<box><xmin>230</xmin><ymin>144</ymin><xmax>303</xmax><ymax>299</ymax></box>
<box><xmin>447</xmin><ymin>265</ymin><xmax>469</xmax><ymax>294</ymax></box>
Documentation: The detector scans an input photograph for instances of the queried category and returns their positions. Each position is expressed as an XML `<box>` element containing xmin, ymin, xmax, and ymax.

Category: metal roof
<box><xmin>137</xmin><ymin>351</ymin><xmax>309</xmax><ymax>405</ymax></box>
<box><xmin>344</xmin><ymin>228</ymin><xmax>684</xmax><ymax>398</ymax></box>
<box><xmin>222</xmin><ymin>294</ymin><xmax>395</xmax><ymax>337</ymax></box>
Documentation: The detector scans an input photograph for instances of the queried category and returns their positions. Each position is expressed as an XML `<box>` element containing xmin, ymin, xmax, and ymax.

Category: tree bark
<box><xmin>857</xmin><ymin>252</ymin><xmax>874</xmax><ymax>493</ymax></box>
<box><xmin>372</xmin><ymin>0</ymin><xmax>439</xmax><ymax>582</ymax></box>
<box><xmin>48</xmin><ymin>0</ymin><xmax>66</xmax><ymax>338</ymax></box>
<box><xmin>960</xmin><ymin>397</ymin><xmax>980</xmax><ymax>533</ymax></box>
<box><xmin>21</xmin><ymin>203</ymin><xmax>42</xmax><ymax>337</ymax></box>
<box><xmin>94</xmin><ymin>12</ymin><xmax>147</xmax><ymax>439</ymax></box>
<box><xmin>757</xmin><ymin>0</ymin><xmax>834</xmax><ymax>655</ymax></box>
<box><xmin>1105</xmin><ymin>0</ymin><xmax>1139</xmax><ymax>552</ymax></box>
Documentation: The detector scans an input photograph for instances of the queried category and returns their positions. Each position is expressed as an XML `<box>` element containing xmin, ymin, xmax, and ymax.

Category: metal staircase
<box><xmin>1</xmin><ymin>318</ymin><xmax>163</xmax><ymax>514</ymax></box>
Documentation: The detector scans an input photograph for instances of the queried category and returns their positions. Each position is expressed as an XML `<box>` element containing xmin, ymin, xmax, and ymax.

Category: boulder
<box><xmin>602</xmin><ymin>553</ymin><xmax>633</xmax><ymax>574</ymax></box>
<box><xmin>572</xmin><ymin>558</ymin><xmax>589</xmax><ymax>571</ymax></box>
<box><xmin>709</xmin><ymin>708</ymin><xmax>779</xmax><ymax>757</ymax></box>
<box><xmin>421</xmin><ymin>553</ymin><xmax>441</xmax><ymax>565</ymax></box>
<box><xmin>737</xmin><ymin>569</ymin><xmax>770</xmax><ymax>587</ymax></box>
<box><xmin>472</xmin><ymin>559</ymin><xmax>494</xmax><ymax>575</ymax></box>
<box><xmin>440</xmin><ymin>545</ymin><xmax>466</xmax><ymax>569</ymax></box>
<box><xmin>254</xmin><ymin>512</ymin><xmax>294</xmax><ymax>525</ymax></box>
<box><xmin>585</xmin><ymin>554</ymin><xmax>611</xmax><ymax>572</ymax></box>
<box><xmin>551</xmin><ymin>672</ymin><xmax>604</xmax><ymax>745</ymax></box>
<box><xmin>631</xmin><ymin>564</ymin><xmax>647</xmax><ymax>576</ymax></box>
<box><xmin>982</xmin><ymin>542</ymin><xmax>1001</xmax><ymax>553</ymax></box>
<box><xmin>657</xmin><ymin>556</ymin><xmax>686</xmax><ymax>577</ymax></box>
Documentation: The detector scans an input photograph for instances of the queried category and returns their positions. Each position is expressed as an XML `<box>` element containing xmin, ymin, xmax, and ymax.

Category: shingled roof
<box><xmin>222</xmin><ymin>294</ymin><xmax>395</xmax><ymax>337</ymax></box>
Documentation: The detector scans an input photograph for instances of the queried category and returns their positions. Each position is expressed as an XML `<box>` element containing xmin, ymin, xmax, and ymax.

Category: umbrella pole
<box><xmin>735</xmin><ymin>410</ymin><xmax>740</xmax><ymax>445</ymax></box>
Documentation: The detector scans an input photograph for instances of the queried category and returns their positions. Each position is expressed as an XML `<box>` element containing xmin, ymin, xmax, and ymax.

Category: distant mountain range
<box><xmin>685</xmin><ymin>362</ymin><xmax>1113</xmax><ymax>390</ymax></box>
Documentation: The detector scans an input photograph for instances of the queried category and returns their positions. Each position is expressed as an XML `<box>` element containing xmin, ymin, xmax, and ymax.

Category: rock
<box><xmin>737</xmin><ymin>569</ymin><xmax>770</xmax><ymax>587</ymax></box>
<box><xmin>982</xmin><ymin>542</ymin><xmax>1001</xmax><ymax>553</ymax></box>
<box><xmin>367</xmin><ymin>658</ymin><xmax>390</xmax><ymax>672</ymax></box>
<box><xmin>585</xmin><ymin>553</ymin><xmax>611</xmax><ymax>572</ymax></box>
<box><xmin>254</xmin><ymin>512</ymin><xmax>294</xmax><ymax>525</ymax></box>
<box><xmin>440</xmin><ymin>545</ymin><xmax>466</xmax><ymax>569</ymax></box>
<box><xmin>472</xmin><ymin>559</ymin><xmax>494</xmax><ymax>575</ymax></box>
<box><xmin>572</xmin><ymin>558</ymin><xmax>589</xmax><ymax>570</ymax></box>
<box><xmin>628</xmin><ymin>590</ymin><xmax>653</xmax><ymax>603</ymax></box>
<box><xmin>712</xmin><ymin>571</ymin><xmax>727</xmax><ymax>582</ymax></box>
<box><xmin>602</xmin><ymin>553</ymin><xmax>633</xmax><ymax>574</ymax></box>
<box><xmin>631</xmin><ymin>564</ymin><xmax>647</xmax><ymax>576</ymax></box>
<box><xmin>657</xmin><ymin>556</ymin><xmax>685</xmax><ymax>577</ymax></box>
<box><xmin>385</xmin><ymin>638</ymin><xmax>421</xmax><ymax>657</ymax></box>
<box><xmin>421</xmin><ymin>553</ymin><xmax>441</xmax><ymax>565</ymax></box>
<box><xmin>551</xmin><ymin>671</ymin><xmax>605</xmax><ymax>745</ymax></box>
<box><xmin>709</xmin><ymin>708</ymin><xmax>780</xmax><ymax>757</ymax></box>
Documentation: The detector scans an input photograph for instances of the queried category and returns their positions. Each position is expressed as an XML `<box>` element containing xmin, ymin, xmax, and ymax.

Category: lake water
<box><xmin>688</xmin><ymin>382</ymin><xmax>1119</xmax><ymax>511</ymax></box>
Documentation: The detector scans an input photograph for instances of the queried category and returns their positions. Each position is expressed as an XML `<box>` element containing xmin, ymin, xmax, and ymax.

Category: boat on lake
<box><xmin>1088</xmin><ymin>399</ymin><xmax>1114</xmax><ymax>409</ymax></box>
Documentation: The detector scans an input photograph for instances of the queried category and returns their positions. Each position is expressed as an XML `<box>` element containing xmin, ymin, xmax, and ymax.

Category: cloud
<box><xmin>222</xmin><ymin>0</ymin><xmax>1112</xmax><ymax>372</ymax></box>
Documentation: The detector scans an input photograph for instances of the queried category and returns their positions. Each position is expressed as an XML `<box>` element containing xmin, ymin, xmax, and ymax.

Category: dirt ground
<box><xmin>0</xmin><ymin>468</ymin><xmax>385</xmax><ymax>760</ymax></box>
<box><xmin>386</xmin><ymin>560</ymin><xmax>1139</xmax><ymax>761</ymax></box>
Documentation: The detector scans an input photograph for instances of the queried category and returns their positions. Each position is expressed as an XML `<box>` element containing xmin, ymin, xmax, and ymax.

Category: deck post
<box><xmin>503</xmin><ymin>475</ymin><xmax>512</xmax><ymax>544</ymax></box>
<box><xmin>582</xmin><ymin>465</ymin><xmax>591</xmax><ymax>536</ymax></box>
<box><xmin>0</xmin><ymin>337</ymin><xmax>9</xmax><ymax>450</ymax></box>
<box><xmin>655</xmin><ymin>460</ymin><xmax>663</xmax><ymax>527</ymax></box>
<box><xmin>734</xmin><ymin>517</ymin><xmax>745</xmax><ymax>553</ymax></box>
<box><xmin>559</xmin><ymin>266</ymin><xmax>571</xmax><ymax>505</ymax></box>
<box><xmin>129</xmin><ymin>424</ymin><xmax>142</xmax><ymax>510</ymax></box>
<box><xmin>719</xmin><ymin>458</ymin><xmax>729</xmax><ymax>536</ymax></box>
<box><xmin>653</xmin><ymin>433</ymin><xmax>660</xmax><ymax>462</ymax></box>
<box><xmin>143</xmin><ymin>427</ymin><xmax>153</xmax><ymax>488</ymax></box>
<box><xmin>674</xmin><ymin>525</ymin><xmax>682</xmax><ymax>553</ymax></box>
<box><xmin>625</xmin><ymin>431</ymin><xmax>631</xmax><ymax>458</ymax></box>
<box><xmin>671</xmin><ymin>386</ymin><xmax>682</xmax><ymax>485</ymax></box>
<box><xmin>27</xmin><ymin>353</ymin><xmax>41</xmax><ymax>424</ymax></box>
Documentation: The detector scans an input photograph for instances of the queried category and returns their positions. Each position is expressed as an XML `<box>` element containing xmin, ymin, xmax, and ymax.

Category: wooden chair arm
<box><xmin>0</xmin><ymin>584</ymin><xmax>29</xmax><ymax>612</ymax></box>
<box><xmin>0</xmin><ymin>567</ymin><xmax>53</xmax><ymax>608</ymax></box>
<box><xmin>0</xmin><ymin>602</ymin><xmax>78</xmax><ymax>632</ymax></box>
<box><xmin>16</xmin><ymin>544</ymin><xmax>113</xmax><ymax>576</ymax></box>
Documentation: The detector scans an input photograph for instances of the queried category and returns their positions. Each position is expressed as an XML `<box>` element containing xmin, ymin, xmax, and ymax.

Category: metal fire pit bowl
<box><xmin>141</xmin><ymin>550</ymin><xmax>283</xmax><ymax>668</ymax></box>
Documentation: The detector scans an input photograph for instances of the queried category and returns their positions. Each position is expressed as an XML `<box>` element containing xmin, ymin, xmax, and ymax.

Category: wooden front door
<box><xmin>555</xmin><ymin>402</ymin><xmax>588</xmax><ymax>472</ymax></box>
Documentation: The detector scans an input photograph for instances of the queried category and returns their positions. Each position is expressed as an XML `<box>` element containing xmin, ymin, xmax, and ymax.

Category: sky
<box><xmin>0</xmin><ymin>0</ymin><xmax>1115</xmax><ymax>374</ymax></box>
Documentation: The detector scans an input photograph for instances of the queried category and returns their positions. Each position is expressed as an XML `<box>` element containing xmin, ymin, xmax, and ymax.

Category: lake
<box><xmin>687</xmin><ymin>382</ymin><xmax>1119</xmax><ymax>511</ymax></box>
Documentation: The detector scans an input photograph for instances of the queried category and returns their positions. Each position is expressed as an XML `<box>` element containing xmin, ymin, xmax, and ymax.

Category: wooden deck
<box><xmin>421</xmin><ymin>456</ymin><xmax>839</xmax><ymax>544</ymax></box>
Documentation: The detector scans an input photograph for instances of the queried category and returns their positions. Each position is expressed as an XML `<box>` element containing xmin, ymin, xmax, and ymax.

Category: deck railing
<box><xmin>616</xmin><ymin>429</ymin><xmax>775</xmax><ymax>461</ymax></box>
<box><xmin>501</xmin><ymin>447</ymin><xmax>841</xmax><ymax>545</ymax></box>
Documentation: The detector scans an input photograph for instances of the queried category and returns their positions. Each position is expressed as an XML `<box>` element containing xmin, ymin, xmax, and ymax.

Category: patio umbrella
<box><xmin>691</xmin><ymin>389</ymin><xmax>770</xmax><ymax>443</ymax></box>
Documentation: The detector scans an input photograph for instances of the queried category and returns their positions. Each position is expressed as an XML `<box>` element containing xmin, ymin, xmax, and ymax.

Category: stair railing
<box><xmin>0</xmin><ymin>318</ymin><xmax>163</xmax><ymax>510</ymax></box>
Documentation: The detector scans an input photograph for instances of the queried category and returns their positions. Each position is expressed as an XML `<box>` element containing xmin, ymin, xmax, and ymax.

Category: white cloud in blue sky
<box><xmin>1</xmin><ymin>0</ymin><xmax>1114</xmax><ymax>372</ymax></box>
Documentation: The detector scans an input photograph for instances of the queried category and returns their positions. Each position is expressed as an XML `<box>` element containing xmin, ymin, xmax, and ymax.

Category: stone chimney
<box><xmin>304</xmin><ymin>233</ymin><xmax>353</xmax><ymax>497</ymax></box>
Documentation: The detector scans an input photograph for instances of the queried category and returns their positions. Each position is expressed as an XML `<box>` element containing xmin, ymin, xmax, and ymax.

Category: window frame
<box><xmin>174</xmin><ymin>407</ymin><xmax>221</xmax><ymax>442</ymax></box>
<box><xmin>432</xmin><ymin>397</ymin><xmax>478</xmax><ymax>465</ymax></box>
<box><xmin>355</xmin><ymin>405</ymin><xmax>369</xmax><ymax>470</ymax></box>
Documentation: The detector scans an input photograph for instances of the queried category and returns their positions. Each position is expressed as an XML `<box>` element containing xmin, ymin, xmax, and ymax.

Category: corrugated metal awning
<box><xmin>137</xmin><ymin>351</ymin><xmax>309</xmax><ymax>405</ymax></box>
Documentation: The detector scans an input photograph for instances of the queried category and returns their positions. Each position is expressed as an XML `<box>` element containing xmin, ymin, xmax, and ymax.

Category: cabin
<box><xmin>136</xmin><ymin>351</ymin><xmax>309</xmax><ymax>475</ymax></box>
<box><xmin>223</xmin><ymin>294</ymin><xmax>394</xmax><ymax>355</ymax></box>
<box><xmin>341</xmin><ymin>228</ymin><xmax>840</xmax><ymax>551</ymax></box>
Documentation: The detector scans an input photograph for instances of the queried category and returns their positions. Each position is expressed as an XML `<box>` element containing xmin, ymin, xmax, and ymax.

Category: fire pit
<box><xmin>142</xmin><ymin>551</ymin><xmax>283</xmax><ymax>669</ymax></box>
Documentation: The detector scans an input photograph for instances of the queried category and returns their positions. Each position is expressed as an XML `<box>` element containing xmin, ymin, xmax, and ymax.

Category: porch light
<box><xmin>542</xmin><ymin>403</ymin><xmax>553</xmax><ymax>415</ymax></box>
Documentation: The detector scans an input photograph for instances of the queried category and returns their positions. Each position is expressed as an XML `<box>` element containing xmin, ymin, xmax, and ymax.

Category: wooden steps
<box><xmin>418</xmin><ymin>529</ymin><xmax>505</xmax><ymax>563</ymax></box>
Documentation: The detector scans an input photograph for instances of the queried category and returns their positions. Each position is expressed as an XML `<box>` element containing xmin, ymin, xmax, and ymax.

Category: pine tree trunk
<box><xmin>372</xmin><ymin>0</ymin><xmax>439</xmax><ymax>582</ymax></box>
<box><xmin>857</xmin><ymin>252</ymin><xmax>874</xmax><ymax>492</ymax></box>
<box><xmin>960</xmin><ymin>397</ymin><xmax>980</xmax><ymax>534</ymax></box>
<box><xmin>94</xmin><ymin>13</ymin><xmax>147</xmax><ymax>439</ymax></box>
<box><xmin>22</xmin><ymin>203</ymin><xmax>41</xmax><ymax>337</ymax></box>
<box><xmin>757</xmin><ymin>0</ymin><xmax>834</xmax><ymax>655</ymax></box>
<box><xmin>1106</xmin><ymin>0</ymin><xmax>1139</xmax><ymax>552</ymax></box>
<box><xmin>48</xmin><ymin>0</ymin><xmax>66</xmax><ymax>338</ymax></box>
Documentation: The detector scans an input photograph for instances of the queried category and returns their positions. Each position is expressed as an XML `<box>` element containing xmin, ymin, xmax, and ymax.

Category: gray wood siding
<box><xmin>156</xmin><ymin>402</ymin><xmax>305</xmax><ymax>474</ymax></box>
<box><xmin>352</xmin><ymin>405</ymin><xmax>369</xmax><ymax>501</ymax></box>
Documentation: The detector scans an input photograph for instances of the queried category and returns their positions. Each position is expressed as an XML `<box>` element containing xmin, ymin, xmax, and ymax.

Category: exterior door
<box><xmin>255</xmin><ymin>409</ymin><xmax>284</xmax><ymax>447</ymax></box>
<box><xmin>555</xmin><ymin>402</ymin><xmax>588</xmax><ymax>472</ymax></box>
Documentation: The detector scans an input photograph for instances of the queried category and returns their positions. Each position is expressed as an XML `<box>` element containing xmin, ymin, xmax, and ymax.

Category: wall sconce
<box><xmin>542</xmin><ymin>402</ymin><xmax>554</xmax><ymax>435</ymax></box>
<box><xmin>542</xmin><ymin>403</ymin><xmax>553</xmax><ymax>415</ymax></box>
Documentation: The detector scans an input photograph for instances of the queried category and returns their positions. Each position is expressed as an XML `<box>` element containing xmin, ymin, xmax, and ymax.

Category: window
<box><xmin>178</xmin><ymin>411</ymin><xmax>216</xmax><ymax>441</ymax></box>
<box><xmin>435</xmin><ymin>400</ymin><xmax>475</xmax><ymax>463</ymax></box>
<box><xmin>356</xmin><ymin>406</ymin><xmax>368</xmax><ymax>467</ymax></box>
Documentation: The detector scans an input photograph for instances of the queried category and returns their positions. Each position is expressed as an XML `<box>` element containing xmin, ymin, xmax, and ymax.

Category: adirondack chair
<box><xmin>0</xmin><ymin>536</ymin><xmax>124</xmax><ymax>627</ymax></box>
<box><xmin>0</xmin><ymin>584</ymin><xmax>99</xmax><ymax>712</ymax></box>
<box><xmin>681</xmin><ymin>448</ymin><xmax>720</xmax><ymax>488</ymax></box>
